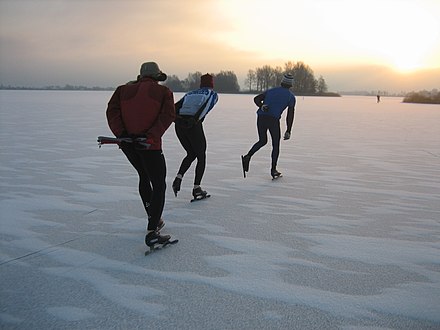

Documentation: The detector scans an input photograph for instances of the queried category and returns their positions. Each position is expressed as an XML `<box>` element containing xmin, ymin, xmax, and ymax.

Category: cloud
<box><xmin>1</xmin><ymin>0</ymin><xmax>249</xmax><ymax>86</ymax></box>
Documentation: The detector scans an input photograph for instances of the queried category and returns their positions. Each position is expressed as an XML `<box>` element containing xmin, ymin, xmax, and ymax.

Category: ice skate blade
<box><xmin>145</xmin><ymin>239</ymin><xmax>178</xmax><ymax>255</ymax></box>
<box><xmin>190</xmin><ymin>194</ymin><xmax>211</xmax><ymax>203</ymax></box>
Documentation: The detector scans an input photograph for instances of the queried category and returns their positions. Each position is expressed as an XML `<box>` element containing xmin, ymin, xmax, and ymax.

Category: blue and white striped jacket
<box><xmin>175</xmin><ymin>88</ymin><xmax>218</xmax><ymax>121</ymax></box>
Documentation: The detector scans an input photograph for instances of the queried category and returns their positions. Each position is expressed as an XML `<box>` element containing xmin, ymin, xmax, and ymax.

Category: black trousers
<box><xmin>175</xmin><ymin>122</ymin><xmax>207</xmax><ymax>186</ymax></box>
<box><xmin>122</xmin><ymin>145</ymin><xmax>166</xmax><ymax>231</ymax></box>
<box><xmin>248</xmin><ymin>115</ymin><xmax>281</xmax><ymax>169</ymax></box>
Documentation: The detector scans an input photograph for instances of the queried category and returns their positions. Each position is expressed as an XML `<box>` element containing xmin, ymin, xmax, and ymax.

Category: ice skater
<box><xmin>172</xmin><ymin>74</ymin><xmax>219</xmax><ymax>201</ymax></box>
<box><xmin>241</xmin><ymin>73</ymin><xmax>296</xmax><ymax>179</ymax></box>
<box><xmin>106</xmin><ymin>61</ymin><xmax>176</xmax><ymax>247</ymax></box>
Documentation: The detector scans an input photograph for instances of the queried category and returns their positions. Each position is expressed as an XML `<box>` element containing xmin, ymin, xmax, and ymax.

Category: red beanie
<box><xmin>200</xmin><ymin>74</ymin><xmax>214</xmax><ymax>88</ymax></box>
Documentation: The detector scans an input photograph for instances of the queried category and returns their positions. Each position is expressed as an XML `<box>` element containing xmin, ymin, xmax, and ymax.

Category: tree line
<box><xmin>164</xmin><ymin>61</ymin><xmax>333</xmax><ymax>95</ymax></box>
<box><xmin>164</xmin><ymin>70</ymin><xmax>240</xmax><ymax>94</ymax></box>
<box><xmin>244</xmin><ymin>61</ymin><xmax>328</xmax><ymax>94</ymax></box>
<box><xmin>1</xmin><ymin>61</ymin><xmax>333</xmax><ymax>95</ymax></box>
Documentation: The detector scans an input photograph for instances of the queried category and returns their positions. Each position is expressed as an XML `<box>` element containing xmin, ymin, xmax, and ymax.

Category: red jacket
<box><xmin>106</xmin><ymin>77</ymin><xmax>175</xmax><ymax>150</ymax></box>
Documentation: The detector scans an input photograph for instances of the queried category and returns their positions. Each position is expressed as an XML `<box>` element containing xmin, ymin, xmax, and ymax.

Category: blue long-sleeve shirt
<box><xmin>256</xmin><ymin>87</ymin><xmax>296</xmax><ymax>119</ymax></box>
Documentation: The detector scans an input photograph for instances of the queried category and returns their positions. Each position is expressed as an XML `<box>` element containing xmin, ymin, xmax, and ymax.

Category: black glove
<box><xmin>283</xmin><ymin>131</ymin><xmax>291</xmax><ymax>140</ymax></box>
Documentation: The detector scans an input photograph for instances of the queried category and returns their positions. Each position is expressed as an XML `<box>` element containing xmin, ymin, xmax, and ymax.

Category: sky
<box><xmin>0</xmin><ymin>0</ymin><xmax>439</xmax><ymax>92</ymax></box>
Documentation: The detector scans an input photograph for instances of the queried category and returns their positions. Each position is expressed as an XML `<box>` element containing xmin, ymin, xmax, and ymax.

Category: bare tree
<box><xmin>255</xmin><ymin>67</ymin><xmax>264</xmax><ymax>92</ymax></box>
<box><xmin>283</xmin><ymin>61</ymin><xmax>295</xmax><ymax>75</ymax></box>
<box><xmin>292</xmin><ymin>62</ymin><xmax>316</xmax><ymax>94</ymax></box>
<box><xmin>316</xmin><ymin>75</ymin><xmax>328</xmax><ymax>94</ymax></box>
<box><xmin>245</xmin><ymin>69</ymin><xmax>256</xmax><ymax>92</ymax></box>
<box><xmin>273</xmin><ymin>66</ymin><xmax>283</xmax><ymax>87</ymax></box>
<box><xmin>184</xmin><ymin>71</ymin><xmax>202</xmax><ymax>90</ymax></box>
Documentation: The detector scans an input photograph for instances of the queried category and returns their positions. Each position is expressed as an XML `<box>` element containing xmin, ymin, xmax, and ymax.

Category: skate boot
<box><xmin>145</xmin><ymin>230</ymin><xmax>171</xmax><ymax>247</ymax></box>
<box><xmin>271</xmin><ymin>168</ymin><xmax>282</xmax><ymax>179</ymax></box>
<box><xmin>191</xmin><ymin>186</ymin><xmax>210</xmax><ymax>202</ymax></box>
<box><xmin>241</xmin><ymin>154</ymin><xmax>250</xmax><ymax>178</ymax></box>
<box><xmin>172</xmin><ymin>177</ymin><xmax>182</xmax><ymax>197</ymax></box>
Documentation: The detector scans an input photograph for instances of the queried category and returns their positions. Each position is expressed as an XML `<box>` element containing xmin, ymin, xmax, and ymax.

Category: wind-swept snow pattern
<box><xmin>1</xmin><ymin>91</ymin><xmax>439</xmax><ymax>329</ymax></box>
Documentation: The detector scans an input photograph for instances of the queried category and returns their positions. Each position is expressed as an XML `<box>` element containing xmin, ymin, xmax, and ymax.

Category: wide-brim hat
<box><xmin>140</xmin><ymin>62</ymin><xmax>167</xmax><ymax>81</ymax></box>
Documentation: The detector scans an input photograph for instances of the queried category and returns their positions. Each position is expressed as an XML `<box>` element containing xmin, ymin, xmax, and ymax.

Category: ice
<box><xmin>1</xmin><ymin>90</ymin><xmax>439</xmax><ymax>329</ymax></box>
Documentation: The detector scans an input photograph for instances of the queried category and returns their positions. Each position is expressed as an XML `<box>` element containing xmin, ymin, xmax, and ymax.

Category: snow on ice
<box><xmin>1</xmin><ymin>90</ymin><xmax>439</xmax><ymax>329</ymax></box>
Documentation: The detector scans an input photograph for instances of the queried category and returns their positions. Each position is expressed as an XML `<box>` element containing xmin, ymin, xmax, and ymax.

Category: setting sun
<box><xmin>213</xmin><ymin>0</ymin><xmax>440</xmax><ymax>73</ymax></box>
<box><xmin>391</xmin><ymin>54</ymin><xmax>424</xmax><ymax>73</ymax></box>
<box><xmin>368</xmin><ymin>1</ymin><xmax>440</xmax><ymax>73</ymax></box>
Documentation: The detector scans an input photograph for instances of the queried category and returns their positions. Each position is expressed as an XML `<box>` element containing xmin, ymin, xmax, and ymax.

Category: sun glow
<box><xmin>390</xmin><ymin>54</ymin><xmax>424</xmax><ymax>73</ymax></box>
<box><xmin>377</xmin><ymin>26</ymin><xmax>436</xmax><ymax>73</ymax></box>
<box><xmin>214</xmin><ymin>0</ymin><xmax>440</xmax><ymax>72</ymax></box>
<box><xmin>363</xmin><ymin>1</ymin><xmax>440</xmax><ymax>73</ymax></box>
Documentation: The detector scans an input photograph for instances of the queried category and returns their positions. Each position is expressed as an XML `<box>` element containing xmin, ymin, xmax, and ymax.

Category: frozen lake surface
<box><xmin>1</xmin><ymin>90</ymin><xmax>439</xmax><ymax>329</ymax></box>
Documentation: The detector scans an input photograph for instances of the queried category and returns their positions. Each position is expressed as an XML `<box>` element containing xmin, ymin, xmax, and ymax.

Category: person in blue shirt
<box><xmin>172</xmin><ymin>74</ymin><xmax>219</xmax><ymax>200</ymax></box>
<box><xmin>241</xmin><ymin>73</ymin><xmax>296</xmax><ymax>179</ymax></box>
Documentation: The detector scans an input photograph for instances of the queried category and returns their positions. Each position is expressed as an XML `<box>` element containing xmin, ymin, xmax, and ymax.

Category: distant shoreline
<box><xmin>2</xmin><ymin>86</ymin><xmax>439</xmax><ymax>104</ymax></box>
<box><xmin>0</xmin><ymin>86</ymin><xmax>343</xmax><ymax>97</ymax></box>
<box><xmin>0</xmin><ymin>85</ymin><xmax>115</xmax><ymax>92</ymax></box>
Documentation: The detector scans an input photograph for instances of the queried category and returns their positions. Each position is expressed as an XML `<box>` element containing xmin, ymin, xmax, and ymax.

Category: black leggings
<box><xmin>175</xmin><ymin>122</ymin><xmax>206</xmax><ymax>186</ymax></box>
<box><xmin>248</xmin><ymin>115</ymin><xmax>281</xmax><ymax>169</ymax></box>
<box><xmin>122</xmin><ymin>146</ymin><xmax>166</xmax><ymax>231</ymax></box>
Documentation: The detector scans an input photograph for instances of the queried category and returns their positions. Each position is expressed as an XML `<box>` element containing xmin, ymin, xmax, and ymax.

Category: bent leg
<box><xmin>176</xmin><ymin>125</ymin><xmax>197</xmax><ymax>176</ymax></box>
<box><xmin>247</xmin><ymin>115</ymin><xmax>269</xmax><ymax>156</ymax></box>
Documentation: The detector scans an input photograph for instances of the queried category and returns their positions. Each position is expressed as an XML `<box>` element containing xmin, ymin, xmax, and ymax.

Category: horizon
<box><xmin>0</xmin><ymin>65</ymin><xmax>439</xmax><ymax>94</ymax></box>
<box><xmin>0</xmin><ymin>0</ymin><xmax>439</xmax><ymax>93</ymax></box>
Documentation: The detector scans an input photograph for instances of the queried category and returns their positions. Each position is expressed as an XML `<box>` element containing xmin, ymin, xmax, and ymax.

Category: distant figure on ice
<box><xmin>241</xmin><ymin>73</ymin><xmax>296</xmax><ymax>179</ymax></box>
<box><xmin>377</xmin><ymin>94</ymin><xmax>381</xmax><ymax>103</ymax></box>
<box><xmin>106</xmin><ymin>61</ymin><xmax>176</xmax><ymax>247</ymax></box>
<box><xmin>172</xmin><ymin>74</ymin><xmax>219</xmax><ymax>201</ymax></box>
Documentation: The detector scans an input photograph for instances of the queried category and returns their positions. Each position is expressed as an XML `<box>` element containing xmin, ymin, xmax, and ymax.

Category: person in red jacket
<box><xmin>106</xmin><ymin>61</ymin><xmax>176</xmax><ymax>247</ymax></box>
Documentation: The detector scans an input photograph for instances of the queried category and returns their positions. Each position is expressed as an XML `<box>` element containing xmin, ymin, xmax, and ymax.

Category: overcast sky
<box><xmin>1</xmin><ymin>0</ymin><xmax>439</xmax><ymax>92</ymax></box>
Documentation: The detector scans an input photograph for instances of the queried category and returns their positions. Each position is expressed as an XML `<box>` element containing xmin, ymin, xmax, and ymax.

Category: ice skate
<box><xmin>241</xmin><ymin>154</ymin><xmax>250</xmax><ymax>178</ymax></box>
<box><xmin>271</xmin><ymin>168</ymin><xmax>282</xmax><ymax>180</ymax></box>
<box><xmin>191</xmin><ymin>186</ymin><xmax>210</xmax><ymax>202</ymax></box>
<box><xmin>145</xmin><ymin>230</ymin><xmax>171</xmax><ymax>247</ymax></box>
<box><xmin>145</xmin><ymin>230</ymin><xmax>178</xmax><ymax>255</ymax></box>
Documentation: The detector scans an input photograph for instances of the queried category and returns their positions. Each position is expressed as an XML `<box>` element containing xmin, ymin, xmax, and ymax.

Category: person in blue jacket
<box><xmin>241</xmin><ymin>73</ymin><xmax>296</xmax><ymax>179</ymax></box>
<box><xmin>172</xmin><ymin>74</ymin><xmax>219</xmax><ymax>200</ymax></box>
